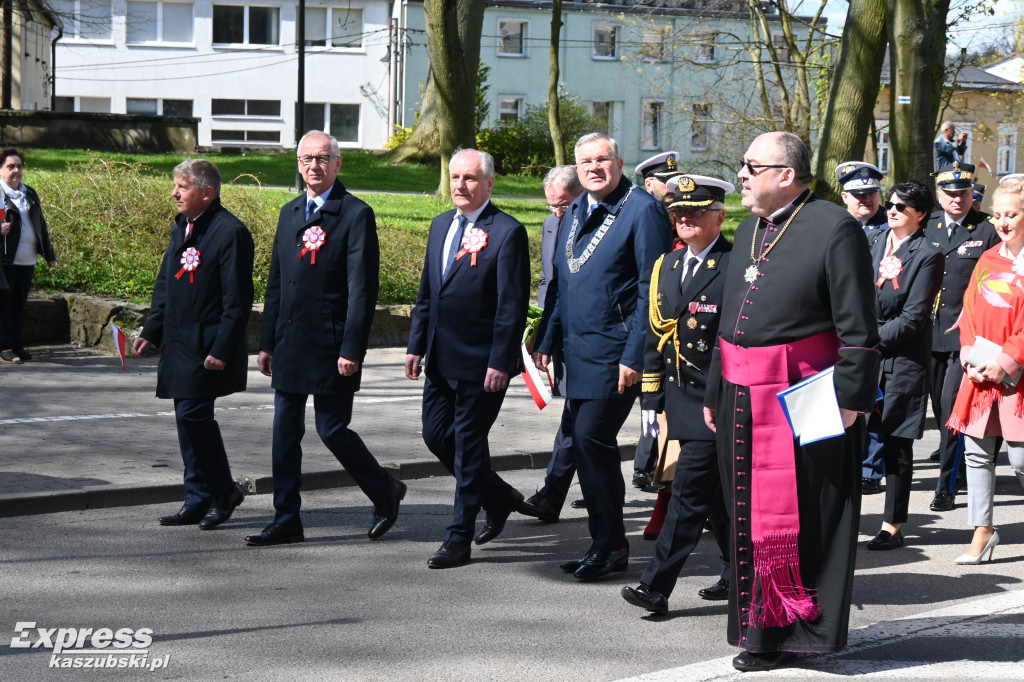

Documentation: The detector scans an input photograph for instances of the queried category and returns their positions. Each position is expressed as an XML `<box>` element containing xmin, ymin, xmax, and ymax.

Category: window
<box><xmin>211</xmin><ymin>130</ymin><xmax>281</xmax><ymax>143</ymax></box>
<box><xmin>498</xmin><ymin>20</ymin><xmax>527</xmax><ymax>57</ymax></box>
<box><xmin>51</xmin><ymin>0</ymin><xmax>112</xmax><ymax>41</ymax></box>
<box><xmin>641</xmin><ymin>28</ymin><xmax>668</xmax><ymax>62</ymax></box>
<box><xmin>302</xmin><ymin>103</ymin><xmax>361</xmax><ymax>143</ymax></box>
<box><xmin>304</xmin><ymin>7</ymin><xmax>363</xmax><ymax>48</ymax></box>
<box><xmin>593</xmin><ymin>24</ymin><xmax>617</xmax><ymax>59</ymax></box>
<box><xmin>53</xmin><ymin>97</ymin><xmax>75</xmax><ymax>112</ymax></box>
<box><xmin>693</xmin><ymin>31</ymin><xmax>717</xmax><ymax>63</ymax></box>
<box><xmin>126</xmin><ymin>2</ymin><xmax>193</xmax><ymax>44</ymax></box>
<box><xmin>641</xmin><ymin>100</ymin><xmax>664</xmax><ymax>150</ymax></box>
<box><xmin>592</xmin><ymin>101</ymin><xmax>612</xmax><ymax>130</ymax></box>
<box><xmin>772</xmin><ymin>34</ymin><xmax>790</xmax><ymax>63</ymax></box>
<box><xmin>126</xmin><ymin>98</ymin><xmax>158</xmax><ymax>115</ymax></box>
<box><xmin>212</xmin><ymin>99</ymin><xmax>281</xmax><ymax>117</ymax></box>
<box><xmin>996</xmin><ymin>127</ymin><xmax>1017</xmax><ymax>175</ymax></box>
<box><xmin>875</xmin><ymin>122</ymin><xmax>890</xmax><ymax>173</ymax></box>
<box><xmin>499</xmin><ymin>96</ymin><xmax>523</xmax><ymax>122</ymax></box>
<box><xmin>690</xmin><ymin>103</ymin><xmax>711</xmax><ymax>151</ymax></box>
<box><xmin>53</xmin><ymin>95</ymin><xmax>111</xmax><ymax>113</ymax></box>
<box><xmin>212</xmin><ymin>5</ymin><xmax>279</xmax><ymax>45</ymax></box>
<box><xmin>163</xmin><ymin>99</ymin><xmax>193</xmax><ymax>117</ymax></box>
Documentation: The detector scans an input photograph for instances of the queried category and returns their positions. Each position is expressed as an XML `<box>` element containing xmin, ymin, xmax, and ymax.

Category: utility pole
<box><xmin>295</xmin><ymin>0</ymin><xmax>305</xmax><ymax>190</ymax></box>
<box><xmin>3</xmin><ymin>0</ymin><xmax>13</xmax><ymax>109</ymax></box>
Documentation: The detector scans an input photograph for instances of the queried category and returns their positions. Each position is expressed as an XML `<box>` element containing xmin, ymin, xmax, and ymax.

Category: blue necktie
<box><xmin>445</xmin><ymin>215</ymin><xmax>468</xmax><ymax>276</ymax></box>
<box><xmin>306</xmin><ymin>199</ymin><xmax>317</xmax><ymax>220</ymax></box>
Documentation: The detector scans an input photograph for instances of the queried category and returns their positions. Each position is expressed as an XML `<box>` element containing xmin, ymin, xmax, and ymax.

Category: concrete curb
<box><xmin>0</xmin><ymin>444</ymin><xmax>637</xmax><ymax>518</ymax></box>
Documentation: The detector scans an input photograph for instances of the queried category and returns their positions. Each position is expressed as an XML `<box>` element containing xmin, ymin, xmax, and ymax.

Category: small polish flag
<box><xmin>978</xmin><ymin>157</ymin><xmax>992</xmax><ymax>174</ymax></box>
<box><xmin>110</xmin><ymin>321</ymin><xmax>127</xmax><ymax>372</ymax></box>
<box><xmin>520</xmin><ymin>344</ymin><xmax>552</xmax><ymax>410</ymax></box>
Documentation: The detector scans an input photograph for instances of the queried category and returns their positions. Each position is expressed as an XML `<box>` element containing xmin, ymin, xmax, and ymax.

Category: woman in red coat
<box><xmin>949</xmin><ymin>177</ymin><xmax>1024</xmax><ymax>564</ymax></box>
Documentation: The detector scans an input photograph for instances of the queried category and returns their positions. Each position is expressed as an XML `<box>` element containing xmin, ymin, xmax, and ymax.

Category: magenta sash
<box><xmin>720</xmin><ymin>330</ymin><xmax>839</xmax><ymax>628</ymax></box>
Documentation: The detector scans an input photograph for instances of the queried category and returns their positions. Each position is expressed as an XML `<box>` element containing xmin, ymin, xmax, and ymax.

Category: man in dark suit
<box><xmin>405</xmin><ymin>148</ymin><xmax>531</xmax><ymax>569</ymax></box>
<box><xmin>621</xmin><ymin>174</ymin><xmax>733</xmax><ymax>615</ymax></box>
<box><xmin>519</xmin><ymin>165</ymin><xmax>582</xmax><ymax>523</ymax></box>
<box><xmin>248</xmin><ymin>130</ymin><xmax>406</xmax><ymax>546</ymax></box>
<box><xmin>132</xmin><ymin>159</ymin><xmax>253</xmax><ymax>530</ymax></box>
<box><xmin>926</xmin><ymin>162</ymin><xmax>999</xmax><ymax>512</ymax></box>
<box><xmin>533</xmin><ymin>132</ymin><xmax>672</xmax><ymax>581</ymax></box>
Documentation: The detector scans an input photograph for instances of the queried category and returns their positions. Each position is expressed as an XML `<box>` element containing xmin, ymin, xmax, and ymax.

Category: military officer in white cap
<box><xmin>836</xmin><ymin>161</ymin><xmax>887</xmax><ymax>235</ymax></box>
<box><xmin>635</xmin><ymin>151</ymin><xmax>683</xmax><ymax>210</ymax></box>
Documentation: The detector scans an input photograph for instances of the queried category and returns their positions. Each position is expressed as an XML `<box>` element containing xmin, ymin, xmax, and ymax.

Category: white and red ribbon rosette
<box><xmin>300</xmin><ymin>226</ymin><xmax>326</xmax><ymax>265</ymax></box>
<box><xmin>876</xmin><ymin>255</ymin><xmax>903</xmax><ymax>289</ymax></box>
<box><xmin>175</xmin><ymin>247</ymin><xmax>201</xmax><ymax>284</ymax></box>
<box><xmin>455</xmin><ymin>227</ymin><xmax>488</xmax><ymax>266</ymax></box>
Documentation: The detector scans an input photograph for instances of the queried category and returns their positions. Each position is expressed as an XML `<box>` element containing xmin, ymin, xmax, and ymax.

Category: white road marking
<box><xmin>618</xmin><ymin>589</ymin><xmax>1024</xmax><ymax>681</ymax></box>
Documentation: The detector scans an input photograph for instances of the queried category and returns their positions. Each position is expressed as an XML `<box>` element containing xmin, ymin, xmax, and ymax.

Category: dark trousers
<box><xmin>880</xmin><ymin>435</ymin><xmax>914</xmax><ymax>524</ymax></box>
<box><xmin>640</xmin><ymin>439</ymin><xmax>730</xmax><ymax>597</ymax></box>
<box><xmin>862</xmin><ymin>431</ymin><xmax>885</xmax><ymax>480</ymax></box>
<box><xmin>271</xmin><ymin>390</ymin><xmax>393</xmax><ymax>526</ymax></box>
<box><xmin>634</xmin><ymin>424</ymin><xmax>660</xmax><ymax>473</ymax></box>
<box><xmin>567</xmin><ymin>394</ymin><xmax>637</xmax><ymax>552</ymax></box>
<box><xmin>537</xmin><ymin>400</ymin><xmax>576</xmax><ymax>510</ymax></box>
<box><xmin>931</xmin><ymin>351</ymin><xmax>966</xmax><ymax>494</ymax></box>
<box><xmin>173</xmin><ymin>398</ymin><xmax>235</xmax><ymax>508</ymax></box>
<box><xmin>0</xmin><ymin>263</ymin><xmax>34</xmax><ymax>351</ymax></box>
<box><xmin>421</xmin><ymin>369</ymin><xmax>519</xmax><ymax>544</ymax></box>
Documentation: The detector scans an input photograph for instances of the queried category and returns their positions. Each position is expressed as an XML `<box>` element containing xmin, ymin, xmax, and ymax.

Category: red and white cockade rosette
<box><xmin>300</xmin><ymin>226</ymin><xmax>326</xmax><ymax>265</ymax></box>
<box><xmin>876</xmin><ymin>255</ymin><xmax>903</xmax><ymax>290</ymax></box>
<box><xmin>175</xmin><ymin>247</ymin><xmax>201</xmax><ymax>284</ymax></box>
<box><xmin>455</xmin><ymin>227</ymin><xmax>488</xmax><ymax>266</ymax></box>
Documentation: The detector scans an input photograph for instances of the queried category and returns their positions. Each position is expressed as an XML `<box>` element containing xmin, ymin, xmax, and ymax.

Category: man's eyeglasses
<box><xmin>671</xmin><ymin>207</ymin><xmax>722</xmax><ymax>219</ymax></box>
<box><xmin>298</xmin><ymin>154</ymin><xmax>337</xmax><ymax>166</ymax></box>
<box><xmin>577</xmin><ymin>157</ymin><xmax>615</xmax><ymax>169</ymax></box>
<box><xmin>739</xmin><ymin>159</ymin><xmax>787</xmax><ymax>175</ymax></box>
<box><xmin>548</xmin><ymin>204</ymin><xmax>571</xmax><ymax>213</ymax></box>
<box><xmin>884</xmin><ymin>201</ymin><xmax>908</xmax><ymax>213</ymax></box>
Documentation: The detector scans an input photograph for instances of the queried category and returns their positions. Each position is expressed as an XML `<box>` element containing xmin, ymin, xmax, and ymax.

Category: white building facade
<box><xmin>52</xmin><ymin>0</ymin><xmax>394</xmax><ymax>149</ymax></box>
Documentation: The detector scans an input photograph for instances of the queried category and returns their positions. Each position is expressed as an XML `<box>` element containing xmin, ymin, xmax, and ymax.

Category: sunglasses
<box><xmin>739</xmin><ymin>159</ymin><xmax>787</xmax><ymax>175</ymax></box>
<box><xmin>884</xmin><ymin>201</ymin><xmax>908</xmax><ymax>213</ymax></box>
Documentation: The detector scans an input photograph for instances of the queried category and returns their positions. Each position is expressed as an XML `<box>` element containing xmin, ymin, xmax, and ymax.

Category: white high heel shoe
<box><xmin>955</xmin><ymin>530</ymin><xmax>1000</xmax><ymax>565</ymax></box>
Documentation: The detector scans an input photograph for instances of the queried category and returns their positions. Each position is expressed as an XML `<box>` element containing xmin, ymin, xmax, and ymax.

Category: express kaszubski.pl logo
<box><xmin>10</xmin><ymin>622</ymin><xmax>170</xmax><ymax>671</ymax></box>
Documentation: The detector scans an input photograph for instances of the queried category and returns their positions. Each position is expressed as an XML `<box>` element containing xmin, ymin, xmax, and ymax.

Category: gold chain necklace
<box><xmin>744</xmin><ymin>194</ymin><xmax>809</xmax><ymax>283</ymax></box>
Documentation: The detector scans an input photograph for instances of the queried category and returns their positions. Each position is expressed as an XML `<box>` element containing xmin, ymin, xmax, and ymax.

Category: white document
<box><xmin>965</xmin><ymin>336</ymin><xmax>1020</xmax><ymax>387</ymax></box>
<box><xmin>777</xmin><ymin>366</ymin><xmax>845</xmax><ymax>445</ymax></box>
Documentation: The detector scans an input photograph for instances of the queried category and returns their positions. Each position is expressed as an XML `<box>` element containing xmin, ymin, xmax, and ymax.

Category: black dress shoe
<box><xmin>245</xmin><ymin>522</ymin><xmax>305</xmax><ymax>546</ymax></box>
<box><xmin>866</xmin><ymin>528</ymin><xmax>904</xmax><ymax>550</ymax></box>
<box><xmin>632</xmin><ymin>469</ymin><xmax>653</xmax><ymax>489</ymax></box>
<box><xmin>621</xmin><ymin>584</ymin><xmax>668</xmax><ymax>615</ymax></box>
<box><xmin>929</xmin><ymin>449</ymin><xmax>940</xmax><ymax>461</ymax></box>
<box><xmin>368</xmin><ymin>479</ymin><xmax>407</xmax><ymax>540</ymax></box>
<box><xmin>427</xmin><ymin>540</ymin><xmax>471</xmax><ymax>569</ymax></box>
<box><xmin>570</xmin><ymin>497</ymin><xmax>587</xmax><ymax>509</ymax></box>
<box><xmin>199</xmin><ymin>484</ymin><xmax>246</xmax><ymax>530</ymax></box>
<box><xmin>13</xmin><ymin>347</ymin><xmax>32</xmax><ymax>362</ymax></box>
<box><xmin>518</xmin><ymin>492</ymin><xmax>560</xmax><ymax>523</ymax></box>
<box><xmin>698</xmin><ymin>577</ymin><xmax>730</xmax><ymax>600</ymax></box>
<box><xmin>732</xmin><ymin>650</ymin><xmax>795</xmax><ymax>672</ymax></box>
<box><xmin>475</xmin><ymin>490</ymin><xmax>524</xmax><ymax>545</ymax></box>
<box><xmin>861</xmin><ymin>477</ymin><xmax>882</xmax><ymax>495</ymax></box>
<box><xmin>930</xmin><ymin>492</ymin><xmax>955</xmax><ymax>512</ymax></box>
<box><xmin>158</xmin><ymin>503</ymin><xmax>209</xmax><ymax>526</ymax></box>
<box><xmin>574</xmin><ymin>548</ymin><xmax>628</xmax><ymax>581</ymax></box>
<box><xmin>560</xmin><ymin>551</ymin><xmax>596</xmax><ymax>574</ymax></box>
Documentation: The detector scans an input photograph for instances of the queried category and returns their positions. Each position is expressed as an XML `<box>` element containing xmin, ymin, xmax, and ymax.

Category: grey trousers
<box><xmin>963</xmin><ymin>436</ymin><xmax>1024</xmax><ymax>527</ymax></box>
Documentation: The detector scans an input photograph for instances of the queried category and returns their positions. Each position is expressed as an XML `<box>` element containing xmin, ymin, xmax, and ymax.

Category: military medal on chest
<box><xmin>687</xmin><ymin>301</ymin><xmax>698</xmax><ymax>329</ymax></box>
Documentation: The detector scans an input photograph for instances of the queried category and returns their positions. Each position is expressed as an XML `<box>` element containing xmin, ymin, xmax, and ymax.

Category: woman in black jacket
<box><xmin>0</xmin><ymin>147</ymin><xmax>56</xmax><ymax>363</ymax></box>
<box><xmin>865</xmin><ymin>180</ymin><xmax>944</xmax><ymax>550</ymax></box>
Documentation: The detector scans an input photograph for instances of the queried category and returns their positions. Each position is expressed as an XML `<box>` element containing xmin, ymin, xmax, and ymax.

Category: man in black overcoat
<box><xmin>248</xmin><ymin>131</ymin><xmax>406</xmax><ymax>546</ymax></box>
<box><xmin>133</xmin><ymin>159</ymin><xmax>254</xmax><ymax>530</ymax></box>
<box><xmin>925</xmin><ymin>162</ymin><xmax>999</xmax><ymax>513</ymax></box>
<box><xmin>405</xmin><ymin>148</ymin><xmax>531</xmax><ymax>569</ymax></box>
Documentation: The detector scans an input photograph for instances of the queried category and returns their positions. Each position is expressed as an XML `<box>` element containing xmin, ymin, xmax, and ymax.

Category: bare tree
<box><xmin>548</xmin><ymin>0</ymin><xmax>565</xmax><ymax>166</ymax></box>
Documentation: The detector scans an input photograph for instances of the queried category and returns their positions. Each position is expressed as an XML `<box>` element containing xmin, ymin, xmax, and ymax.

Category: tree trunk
<box><xmin>810</xmin><ymin>0</ymin><xmax>887</xmax><ymax>201</ymax></box>
<box><xmin>390</xmin><ymin>71</ymin><xmax>441</xmax><ymax>165</ymax></box>
<box><xmin>422</xmin><ymin>0</ymin><xmax>486</xmax><ymax>198</ymax></box>
<box><xmin>548</xmin><ymin>0</ymin><xmax>565</xmax><ymax>166</ymax></box>
<box><xmin>2</xmin><ymin>0</ymin><xmax>12</xmax><ymax>109</ymax></box>
<box><xmin>887</xmin><ymin>0</ymin><xmax>950</xmax><ymax>186</ymax></box>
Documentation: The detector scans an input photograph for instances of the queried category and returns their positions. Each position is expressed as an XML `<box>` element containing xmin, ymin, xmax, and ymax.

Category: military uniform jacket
<box><xmin>926</xmin><ymin>208</ymin><xmax>998</xmax><ymax>352</ymax></box>
<box><xmin>261</xmin><ymin>180</ymin><xmax>379</xmax><ymax>394</ymax></box>
<box><xmin>862</xmin><ymin>207</ymin><xmax>887</xmax><ymax>234</ymax></box>
<box><xmin>535</xmin><ymin>176</ymin><xmax>672</xmax><ymax>399</ymax></box>
<box><xmin>142</xmin><ymin>200</ymin><xmax>255</xmax><ymax>400</ymax></box>
<box><xmin>868</xmin><ymin>227</ymin><xmax>943</xmax><ymax>438</ymax></box>
<box><xmin>642</xmin><ymin>237</ymin><xmax>731</xmax><ymax>441</ymax></box>
<box><xmin>1</xmin><ymin>183</ymin><xmax>56</xmax><ymax>265</ymax></box>
<box><xmin>406</xmin><ymin>202</ymin><xmax>530</xmax><ymax>382</ymax></box>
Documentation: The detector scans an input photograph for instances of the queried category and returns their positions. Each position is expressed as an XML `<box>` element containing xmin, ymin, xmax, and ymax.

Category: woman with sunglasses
<box><xmin>864</xmin><ymin>180</ymin><xmax>943</xmax><ymax>550</ymax></box>
<box><xmin>948</xmin><ymin>176</ymin><xmax>1024</xmax><ymax>564</ymax></box>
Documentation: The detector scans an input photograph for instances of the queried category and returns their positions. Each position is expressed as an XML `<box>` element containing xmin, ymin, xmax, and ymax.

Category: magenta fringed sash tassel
<box><xmin>750</xmin><ymin>533</ymin><xmax>820</xmax><ymax>628</ymax></box>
